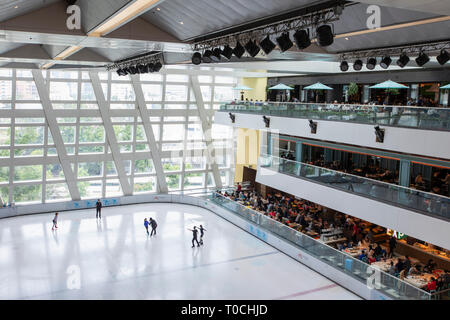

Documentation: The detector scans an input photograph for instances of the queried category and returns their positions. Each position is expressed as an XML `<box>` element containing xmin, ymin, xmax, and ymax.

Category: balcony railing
<box><xmin>219</xmin><ymin>102</ymin><xmax>450</xmax><ymax>131</ymax></box>
<box><xmin>259</xmin><ymin>155</ymin><xmax>450</xmax><ymax>220</ymax></box>
<box><xmin>210</xmin><ymin>192</ymin><xmax>433</xmax><ymax>300</ymax></box>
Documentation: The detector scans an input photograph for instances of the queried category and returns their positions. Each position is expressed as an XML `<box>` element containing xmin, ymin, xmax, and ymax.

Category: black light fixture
<box><xmin>309</xmin><ymin>120</ymin><xmax>317</xmax><ymax>134</ymax></box>
<box><xmin>262</xmin><ymin>116</ymin><xmax>270</xmax><ymax>128</ymax></box>
<box><xmin>153</xmin><ymin>61</ymin><xmax>162</xmax><ymax>72</ymax></box>
<box><xmin>340</xmin><ymin>61</ymin><xmax>349</xmax><ymax>72</ymax></box>
<box><xmin>316</xmin><ymin>24</ymin><xmax>334</xmax><ymax>46</ymax></box>
<box><xmin>229</xmin><ymin>112</ymin><xmax>235</xmax><ymax>123</ymax></box>
<box><xmin>202</xmin><ymin>50</ymin><xmax>213</xmax><ymax>63</ymax></box>
<box><xmin>137</xmin><ymin>63</ymin><xmax>148</xmax><ymax>73</ymax></box>
<box><xmin>374</xmin><ymin>126</ymin><xmax>385</xmax><ymax>143</ymax></box>
<box><xmin>259</xmin><ymin>35</ymin><xmax>276</xmax><ymax>55</ymax></box>
<box><xmin>366</xmin><ymin>57</ymin><xmax>377</xmax><ymax>70</ymax></box>
<box><xmin>116</xmin><ymin>68</ymin><xmax>127</xmax><ymax>76</ymax></box>
<box><xmin>192</xmin><ymin>52</ymin><xmax>202</xmax><ymax>65</ymax></box>
<box><xmin>437</xmin><ymin>49</ymin><xmax>450</xmax><ymax>65</ymax></box>
<box><xmin>147</xmin><ymin>62</ymin><xmax>155</xmax><ymax>72</ymax></box>
<box><xmin>122</xmin><ymin>67</ymin><xmax>131</xmax><ymax>75</ymax></box>
<box><xmin>221</xmin><ymin>45</ymin><xmax>233</xmax><ymax>59</ymax></box>
<box><xmin>211</xmin><ymin>48</ymin><xmax>222</xmax><ymax>62</ymax></box>
<box><xmin>244</xmin><ymin>39</ymin><xmax>260</xmax><ymax>57</ymax></box>
<box><xmin>353</xmin><ymin>59</ymin><xmax>363</xmax><ymax>71</ymax></box>
<box><xmin>415</xmin><ymin>51</ymin><xmax>429</xmax><ymax>67</ymax></box>
<box><xmin>233</xmin><ymin>41</ymin><xmax>245</xmax><ymax>58</ymax></box>
<box><xmin>129</xmin><ymin>65</ymin><xmax>138</xmax><ymax>75</ymax></box>
<box><xmin>380</xmin><ymin>56</ymin><xmax>392</xmax><ymax>69</ymax></box>
<box><xmin>293</xmin><ymin>29</ymin><xmax>311</xmax><ymax>50</ymax></box>
<box><xmin>397</xmin><ymin>53</ymin><xmax>410</xmax><ymax>68</ymax></box>
<box><xmin>276</xmin><ymin>32</ymin><xmax>293</xmax><ymax>52</ymax></box>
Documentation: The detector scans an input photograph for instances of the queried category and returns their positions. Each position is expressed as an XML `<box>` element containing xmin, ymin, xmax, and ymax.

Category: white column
<box><xmin>89</xmin><ymin>71</ymin><xmax>133</xmax><ymax>196</ymax></box>
<box><xmin>130</xmin><ymin>74</ymin><xmax>168</xmax><ymax>193</ymax></box>
<box><xmin>32</xmin><ymin>70</ymin><xmax>81</xmax><ymax>200</ymax></box>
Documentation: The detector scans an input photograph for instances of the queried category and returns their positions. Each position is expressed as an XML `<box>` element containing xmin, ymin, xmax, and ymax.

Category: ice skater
<box><xmin>188</xmin><ymin>226</ymin><xmax>200</xmax><ymax>248</ymax></box>
<box><xmin>96</xmin><ymin>199</ymin><xmax>102</xmax><ymax>219</ymax></box>
<box><xmin>149</xmin><ymin>217</ymin><xmax>157</xmax><ymax>236</ymax></box>
<box><xmin>199</xmin><ymin>225</ymin><xmax>206</xmax><ymax>245</ymax></box>
<box><xmin>51</xmin><ymin>212</ymin><xmax>58</xmax><ymax>231</ymax></box>
<box><xmin>144</xmin><ymin>218</ymin><xmax>150</xmax><ymax>236</ymax></box>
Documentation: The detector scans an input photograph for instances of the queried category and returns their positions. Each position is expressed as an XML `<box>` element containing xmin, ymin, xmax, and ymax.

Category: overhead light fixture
<box><xmin>380</xmin><ymin>56</ymin><xmax>392</xmax><ymax>69</ymax></box>
<box><xmin>397</xmin><ymin>53</ymin><xmax>410</xmax><ymax>68</ymax></box>
<box><xmin>293</xmin><ymin>29</ymin><xmax>311</xmax><ymax>50</ymax></box>
<box><xmin>316</xmin><ymin>24</ymin><xmax>334</xmax><ymax>46</ymax></box>
<box><xmin>129</xmin><ymin>65</ymin><xmax>138</xmax><ymax>75</ymax></box>
<box><xmin>244</xmin><ymin>39</ymin><xmax>260</xmax><ymax>57</ymax></box>
<box><xmin>122</xmin><ymin>67</ymin><xmax>131</xmax><ymax>75</ymax></box>
<box><xmin>137</xmin><ymin>63</ymin><xmax>148</xmax><ymax>73</ymax></box>
<box><xmin>211</xmin><ymin>48</ymin><xmax>222</xmax><ymax>62</ymax></box>
<box><xmin>415</xmin><ymin>51</ymin><xmax>429</xmax><ymax>67</ymax></box>
<box><xmin>153</xmin><ymin>61</ymin><xmax>162</xmax><ymax>72</ymax></box>
<box><xmin>366</xmin><ymin>57</ymin><xmax>377</xmax><ymax>70</ymax></box>
<box><xmin>259</xmin><ymin>35</ymin><xmax>276</xmax><ymax>55</ymax></box>
<box><xmin>221</xmin><ymin>45</ymin><xmax>233</xmax><ymax>59</ymax></box>
<box><xmin>353</xmin><ymin>59</ymin><xmax>363</xmax><ymax>71</ymax></box>
<box><xmin>437</xmin><ymin>49</ymin><xmax>450</xmax><ymax>65</ymax></box>
<box><xmin>340</xmin><ymin>61</ymin><xmax>349</xmax><ymax>72</ymax></box>
<box><xmin>202</xmin><ymin>50</ymin><xmax>213</xmax><ymax>63</ymax></box>
<box><xmin>116</xmin><ymin>68</ymin><xmax>126</xmax><ymax>76</ymax></box>
<box><xmin>192</xmin><ymin>52</ymin><xmax>202</xmax><ymax>65</ymax></box>
<box><xmin>233</xmin><ymin>41</ymin><xmax>245</xmax><ymax>58</ymax></box>
<box><xmin>276</xmin><ymin>32</ymin><xmax>293</xmax><ymax>52</ymax></box>
<box><xmin>147</xmin><ymin>62</ymin><xmax>155</xmax><ymax>72</ymax></box>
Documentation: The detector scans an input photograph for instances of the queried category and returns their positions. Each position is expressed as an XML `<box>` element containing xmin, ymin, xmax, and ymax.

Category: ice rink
<box><xmin>0</xmin><ymin>203</ymin><xmax>360</xmax><ymax>300</ymax></box>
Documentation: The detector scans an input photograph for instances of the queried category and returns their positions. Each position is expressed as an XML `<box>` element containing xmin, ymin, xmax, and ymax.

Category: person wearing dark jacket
<box><xmin>96</xmin><ymin>199</ymin><xmax>102</xmax><ymax>219</ymax></box>
<box><xmin>149</xmin><ymin>217</ymin><xmax>157</xmax><ymax>236</ymax></box>
<box><xmin>188</xmin><ymin>226</ymin><xmax>200</xmax><ymax>248</ymax></box>
<box><xmin>199</xmin><ymin>225</ymin><xmax>206</xmax><ymax>245</ymax></box>
<box><xmin>389</xmin><ymin>236</ymin><xmax>397</xmax><ymax>257</ymax></box>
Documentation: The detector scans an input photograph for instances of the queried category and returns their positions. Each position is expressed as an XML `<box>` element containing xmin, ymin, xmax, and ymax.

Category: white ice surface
<box><xmin>0</xmin><ymin>203</ymin><xmax>360</xmax><ymax>300</ymax></box>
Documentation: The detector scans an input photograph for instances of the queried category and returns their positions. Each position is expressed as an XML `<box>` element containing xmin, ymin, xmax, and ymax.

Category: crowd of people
<box><xmin>216</xmin><ymin>185</ymin><xmax>450</xmax><ymax>293</ymax></box>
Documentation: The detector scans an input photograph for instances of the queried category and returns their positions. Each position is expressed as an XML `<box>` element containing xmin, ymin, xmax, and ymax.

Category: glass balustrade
<box><xmin>219</xmin><ymin>102</ymin><xmax>450</xmax><ymax>131</ymax></box>
<box><xmin>259</xmin><ymin>155</ymin><xmax>449</xmax><ymax>220</ymax></box>
<box><xmin>210</xmin><ymin>192</ymin><xmax>433</xmax><ymax>300</ymax></box>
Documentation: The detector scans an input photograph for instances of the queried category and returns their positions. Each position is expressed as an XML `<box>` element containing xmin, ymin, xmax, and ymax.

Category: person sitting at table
<box><xmin>424</xmin><ymin>259</ymin><xmax>436</xmax><ymax>273</ymax></box>
<box><xmin>427</xmin><ymin>277</ymin><xmax>437</xmax><ymax>292</ymax></box>
<box><xmin>358</xmin><ymin>250</ymin><xmax>367</xmax><ymax>261</ymax></box>
<box><xmin>367</xmin><ymin>253</ymin><xmax>376</xmax><ymax>264</ymax></box>
<box><xmin>395</xmin><ymin>258</ymin><xmax>404</xmax><ymax>274</ymax></box>
<box><xmin>408</xmin><ymin>264</ymin><xmax>420</xmax><ymax>276</ymax></box>
<box><xmin>414</xmin><ymin>173</ymin><xmax>425</xmax><ymax>188</ymax></box>
<box><xmin>388</xmin><ymin>261</ymin><xmax>396</xmax><ymax>275</ymax></box>
<box><xmin>374</xmin><ymin>243</ymin><xmax>383</xmax><ymax>258</ymax></box>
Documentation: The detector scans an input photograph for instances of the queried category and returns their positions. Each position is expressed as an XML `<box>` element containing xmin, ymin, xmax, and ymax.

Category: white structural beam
<box><xmin>32</xmin><ymin>70</ymin><xmax>81</xmax><ymax>200</ymax></box>
<box><xmin>189</xmin><ymin>75</ymin><xmax>223</xmax><ymax>189</ymax></box>
<box><xmin>130</xmin><ymin>74</ymin><xmax>168</xmax><ymax>193</ymax></box>
<box><xmin>89</xmin><ymin>71</ymin><xmax>133</xmax><ymax>196</ymax></box>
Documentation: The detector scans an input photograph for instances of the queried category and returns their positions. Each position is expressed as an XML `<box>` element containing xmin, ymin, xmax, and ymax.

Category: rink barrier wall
<box><xmin>0</xmin><ymin>193</ymin><xmax>390</xmax><ymax>300</ymax></box>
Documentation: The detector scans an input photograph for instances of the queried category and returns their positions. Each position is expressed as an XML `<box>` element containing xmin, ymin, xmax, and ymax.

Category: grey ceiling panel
<box><xmin>357</xmin><ymin>0</ymin><xmax>450</xmax><ymax>16</ymax></box>
<box><xmin>0</xmin><ymin>0</ymin><xmax>60</xmax><ymax>23</ymax></box>
<box><xmin>141</xmin><ymin>0</ymin><xmax>326</xmax><ymax>41</ymax></box>
<box><xmin>89</xmin><ymin>46</ymin><xmax>148</xmax><ymax>62</ymax></box>
<box><xmin>77</xmin><ymin>0</ymin><xmax>133</xmax><ymax>33</ymax></box>
<box><xmin>0</xmin><ymin>42</ymin><xmax>24</xmax><ymax>54</ymax></box>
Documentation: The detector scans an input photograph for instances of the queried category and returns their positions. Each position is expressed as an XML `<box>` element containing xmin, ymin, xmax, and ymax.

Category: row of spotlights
<box><xmin>116</xmin><ymin>61</ymin><xmax>162</xmax><ymax>76</ymax></box>
<box><xmin>340</xmin><ymin>49</ymin><xmax>449</xmax><ymax>72</ymax></box>
<box><xmin>192</xmin><ymin>25</ymin><xmax>334</xmax><ymax>65</ymax></box>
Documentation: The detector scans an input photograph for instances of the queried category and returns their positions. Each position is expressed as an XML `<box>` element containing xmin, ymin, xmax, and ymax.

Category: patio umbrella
<box><xmin>439</xmin><ymin>84</ymin><xmax>450</xmax><ymax>90</ymax></box>
<box><xmin>268</xmin><ymin>83</ymin><xmax>293</xmax><ymax>102</ymax></box>
<box><xmin>303</xmin><ymin>82</ymin><xmax>333</xmax><ymax>102</ymax></box>
<box><xmin>370</xmin><ymin>80</ymin><xmax>408</xmax><ymax>105</ymax></box>
<box><xmin>233</xmin><ymin>85</ymin><xmax>253</xmax><ymax>100</ymax></box>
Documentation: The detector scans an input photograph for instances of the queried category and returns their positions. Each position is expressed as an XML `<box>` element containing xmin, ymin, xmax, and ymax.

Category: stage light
<box><xmin>137</xmin><ymin>63</ymin><xmax>148</xmax><ymax>73</ymax></box>
<box><xmin>293</xmin><ymin>29</ymin><xmax>311</xmax><ymax>50</ymax></box>
<box><xmin>129</xmin><ymin>65</ymin><xmax>138</xmax><ymax>74</ymax></box>
<box><xmin>153</xmin><ymin>61</ymin><xmax>162</xmax><ymax>72</ymax></box>
<box><xmin>122</xmin><ymin>67</ymin><xmax>130</xmax><ymax>75</ymax></box>
<box><xmin>276</xmin><ymin>32</ymin><xmax>293</xmax><ymax>52</ymax></box>
<box><xmin>233</xmin><ymin>41</ymin><xmax>245</xmax><ymax>58</ymax></box>
<box><xmin>397</xmin><ymin>53</ymin><xmax>410</xmax><ymax>68</ymax></box>
<box><xmin>147</xmin><ymin>63</ymin><xmax>155</xmax><ymax>72</ymax></box>
<box><xmin>366</xmin><ymin>57</ymin><xmax>377</xmax><ymax>70</ymax></box>
<box><xmin>116</xmin><ymin>68</ymin><xmax>127</xmax><ymax>76</ymax></box>
<box><xmin>437</xmin><ymin>49</ymin><xmax>450</xmax><ymax>65</ymax></box>
<box><xmin>353</xmin><ymin>59</ymin><xmax>363</xmax><ymax>71</ymax></box>
<box><xmin>380</xmin><ymin>56</ymin><xmax>392</xmax><ymax>69</ymax></box>
<box><xmin>221</xmin><ymin>45</ymin><xmax>233</xmax><ymax>59</ymax></box>
<box><xmin>244</xmin><ymin>39</ymin><xmax>260</xmax><ymax>57</ymax></box>
<box><xmin>340</xmin><ymin>61</ymin><xmax>349</xmax><ymax>72</ymax></box>
<box><xmin>212</xmin><ymin>48</ymin><xmax>222</xmax><ymax>62</ymax></box>
<box><xmin>259</xmin><ymin>35</ymin><xmax>276</xmax><ymax>55</ymax></box>
<box><xmin>202</xmin><ymin>50</ymin><xmax>213</xmax><ymax>63</ymax></box>
<box><xmin>316</xmin><ymin>25</ymin><xmax>334</xmax><ymax>46</ymax></box>
<box><xmin>415</xmin><ymin>51</ymin><xmax>429</xmax><ymax>67</ymax></box>
<box><xmin>192</xmin><ymin>52</ymin><xmax>202</xmax><ymax>65</ymax></box>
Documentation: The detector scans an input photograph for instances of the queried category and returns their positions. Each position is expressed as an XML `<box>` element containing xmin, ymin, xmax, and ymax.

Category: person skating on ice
<box><xmin>199</xmin><ymin>225</ymin><xmax>206</xmax><ymax>245</ymax></box>
<box><xmin>149</xmin><ymin>217</ymin><xmax>157</xmax><ymax>236</ymax></box>
<box><xmin>51</xmin><ymin>212</ymin><xmax>58</xmax><ymax>231</ymax></box>
<box><xmin>144</xmin><ymin>218</ymin><xmax>149</xmax><ymax>236</ymax></box>
<box><xmin>188</xmin><ymin>226</ymin><xmax>200</xmax><ymax>247</ymax></box>
<box><xmin>96</xmin><ymin>199</ymin><xmax>102</xmax><ymax>219</ymax></box>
